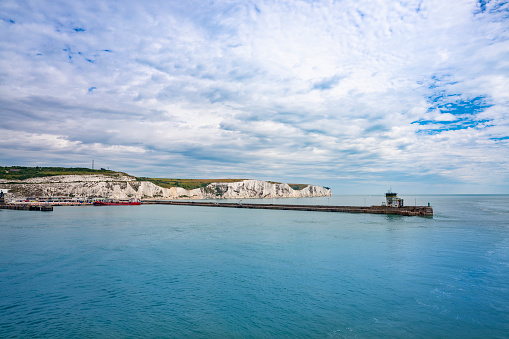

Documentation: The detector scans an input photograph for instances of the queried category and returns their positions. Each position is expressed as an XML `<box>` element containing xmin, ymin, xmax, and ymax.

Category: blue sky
<box><xmin>1</xmin><ymin>0</ymin><xmax>508</xmax><ymax>194</ymax></box>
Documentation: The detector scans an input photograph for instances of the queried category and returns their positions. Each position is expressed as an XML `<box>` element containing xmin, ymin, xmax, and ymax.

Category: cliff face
<box><xmin>203</xmin><ymin>180</ymin><xmax>331</xmax><ymax>199</ymax></box>
<box><xmin>0</xmin><ymin>175</ymin><xmax>331</xmax><ymax>200</ymax></box>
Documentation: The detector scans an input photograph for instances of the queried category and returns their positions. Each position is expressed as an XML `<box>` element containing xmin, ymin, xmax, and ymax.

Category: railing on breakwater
<box><xmin>142</xmin><ymin>200</ymin><xmax>433</xmax><ymax>217</ymax></box>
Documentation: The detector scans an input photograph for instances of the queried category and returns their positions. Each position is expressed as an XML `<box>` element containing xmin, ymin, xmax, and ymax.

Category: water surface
<box><xmin>1</xmin><ymin>195</ymin><xmax>508</xmax><ymax>337</ymax></box>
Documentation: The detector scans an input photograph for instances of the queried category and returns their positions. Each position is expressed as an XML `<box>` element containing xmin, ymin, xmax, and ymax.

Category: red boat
<box><xmin>93</xmin><ymin>200</ymin><xmax>141</xmax><ymax>206</ymax></box>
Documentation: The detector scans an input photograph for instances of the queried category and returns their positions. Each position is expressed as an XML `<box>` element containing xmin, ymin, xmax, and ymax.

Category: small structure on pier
<box><xmin>385</xmin><ymin>190</ymin><xmax>404</xmax><ymax>207</ymax></box>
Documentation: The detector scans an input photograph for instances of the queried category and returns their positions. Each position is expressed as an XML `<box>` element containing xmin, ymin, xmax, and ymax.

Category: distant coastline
<box><xmin>0</xmin><ymin>166</ymin><xmax>331</xmax><ymax>201</ymax></box>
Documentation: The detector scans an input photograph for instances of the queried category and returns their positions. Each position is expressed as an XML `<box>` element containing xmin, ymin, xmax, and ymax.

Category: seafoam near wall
<box><xmin>0</xmin><ymin>175</ymin><xmax>331</xmax><ymax>200</ymax></box>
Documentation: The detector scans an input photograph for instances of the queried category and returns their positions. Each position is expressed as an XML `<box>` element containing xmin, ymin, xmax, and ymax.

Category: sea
<box><xmin>0</xmin><ymin>195</ymin><xmax>508</xmax><ymax>338</ymax></box>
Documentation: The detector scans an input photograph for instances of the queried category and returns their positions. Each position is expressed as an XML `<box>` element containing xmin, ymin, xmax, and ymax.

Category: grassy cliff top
<box><xmin>0</xmin><ymin>166</ymin><xmax>127</xmax><ymax>181</ymax></box>
<box><xmin>268</xmin><ymin>181</ymin><xmax>309</xmax><ymax>191</ymax></box>
<box><xmin>1</xmin><ymin>166</ymin><xmax>313</xmax><ymax>191</ymax></box>
<box><xmin>136</xmin><ymin>178</ymin><xmax>248</xmax><ymax>190</ymax></box>
<box><xmin>138</xmin><ymin>179</ymin><xmax>313</xmax><ymax>191</ymax></box>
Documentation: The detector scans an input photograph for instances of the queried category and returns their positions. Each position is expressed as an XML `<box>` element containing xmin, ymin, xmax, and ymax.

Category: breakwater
<box><xmin>143</xmin><ymin>200</ymin><xmax>433</xmax><ymax>217</ymax></box>
<box><xmin>0</xmin><ymin>204</ymin><xmax>53</xmax><ymax>211</ymax></box>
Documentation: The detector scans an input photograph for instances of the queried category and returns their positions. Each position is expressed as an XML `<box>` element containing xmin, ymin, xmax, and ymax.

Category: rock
<box><xmin>0</xmin><ymin>175</ymin><xmax>331</xmax><ymax>200</ymax></box>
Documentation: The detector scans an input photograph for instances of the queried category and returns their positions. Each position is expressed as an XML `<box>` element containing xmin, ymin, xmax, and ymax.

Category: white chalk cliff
<box><xmin>1</xmin><ymin>175</ymin><xmax>331</xmax><ymax>200</ymax></box>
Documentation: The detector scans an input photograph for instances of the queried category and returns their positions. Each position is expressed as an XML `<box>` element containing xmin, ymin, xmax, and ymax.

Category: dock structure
<box><xmin>0</xmin><ymin>204</ymin><xmax>53</xmax><ymax>211</ymax></box>
<box><xmin>1</xmin><ymin>190</ymin><xmax>53</xmax><ymax>211</ymax></box>
<box><xmin>143</xmin><ymin>200</ymin><xmax>433</xmax><ymax>217</ymax></box>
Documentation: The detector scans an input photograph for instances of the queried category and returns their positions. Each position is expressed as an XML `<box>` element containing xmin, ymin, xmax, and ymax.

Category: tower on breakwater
<box><xmin>385</xmin><ymin>190</ymin><xmax>404</xmax><ymax>207</ymax></box>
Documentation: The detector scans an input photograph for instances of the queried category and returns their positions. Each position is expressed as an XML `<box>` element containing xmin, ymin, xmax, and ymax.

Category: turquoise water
<box><xmin>0</xmin><ymin>195</ymin><xmax>508</xmax><ymax>338</ymax></box>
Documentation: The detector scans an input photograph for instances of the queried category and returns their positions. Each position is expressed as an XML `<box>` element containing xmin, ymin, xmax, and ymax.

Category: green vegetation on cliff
<box><xmin>0</xmin><ymin>166</ymin><xmax>125</xmax><ymax>181</ymax></box>
<box><xmin>1</xmin><ymin>166</ymin><xmax>312</xmax><ymax>191</ymax></box>
<box><xmin>288</xmin><ymin>184</ymin><xmax>309</xmax><ymax>190</ymax></box>
<box><xmin>138</xmin><ymin>179</ymin><xmax>310</xmax><ymax>191</ymax></box>
<box><xmin>136</xmin><ymin>177</ymin><xmax>247</xmax><ymax>191</ymax></box>
<box><xmin>268</xmin><ymin>182</ymin><xmax>309</xmax><ymax>191</ymax></box>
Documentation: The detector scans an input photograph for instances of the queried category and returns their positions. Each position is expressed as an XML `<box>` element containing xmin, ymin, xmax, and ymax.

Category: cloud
<box><xmin>0</xmin><ymin>0</ymin><xmax>508</xmax><ymax>192</ymax></box>
<box><xmin>312</xmin><ymin>75</ymin><xmax>344</xmax><ymax>91</ymax></box>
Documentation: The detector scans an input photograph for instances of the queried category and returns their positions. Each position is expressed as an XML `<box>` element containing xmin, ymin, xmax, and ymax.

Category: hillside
<box><xmin>0</xmin><ymin>166</ymin><xmax>331</xmax><ymax>200</ymax></box>
<box><xmin>136</xmin><ymin>177</ymin><xmax>247</xmax><ymax>190</ymax></box>
<box><xmin>1</xmin><ymin>167</ymin><xmax>318</xmax><ymax>191</ymax></box>
<box><xmin>1</xmin><ymin>166</ymin><xmax>125</xmax><ymax>181</ymax></box>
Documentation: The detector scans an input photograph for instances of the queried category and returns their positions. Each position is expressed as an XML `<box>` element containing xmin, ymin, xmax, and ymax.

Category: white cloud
<box><xmin>0</xmin><ymin>0</ymin><xmax>508</xmax><ymax>192</ymax></box>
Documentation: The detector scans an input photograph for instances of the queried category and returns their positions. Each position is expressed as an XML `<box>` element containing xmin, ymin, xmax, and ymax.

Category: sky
<box><xmin>0</xmin><ymin>0</ymin><xmax>508</xmax><ymax>194</ymax></box>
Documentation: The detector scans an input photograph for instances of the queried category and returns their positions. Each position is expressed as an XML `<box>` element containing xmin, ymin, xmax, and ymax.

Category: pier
<box><xmin>0</xmin><ymin>204</ymin><xmax>53</xmax><ymax>211</ymax></box>
<box><xmin>143</xmin><ymin>200</ymin><xmax>433</xmax><ymax>217</ymax></box>
<box><xmin>1</xmin><ymin>191</ymin><xmax>53</xmax><ymax>211</ymax></box>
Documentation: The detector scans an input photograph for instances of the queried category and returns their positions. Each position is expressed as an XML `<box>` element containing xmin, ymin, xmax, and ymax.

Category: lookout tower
<box><xmin>385</xmin><ymin>190</ymin><xmax>404</xmax><ymax>207</ymax></box>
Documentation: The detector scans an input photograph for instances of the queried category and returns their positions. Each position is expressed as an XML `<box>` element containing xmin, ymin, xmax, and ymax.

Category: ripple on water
<box><xmin>1</xmin><ymin>196</ymin><xmax>508</xmax><ymax>337</ymax></box>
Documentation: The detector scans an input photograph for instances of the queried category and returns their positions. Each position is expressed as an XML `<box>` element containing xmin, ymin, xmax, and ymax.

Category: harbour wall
<box><xmin>144</xmin><ymin>200</ymin><xmax>434</xmax><ymax>217</ymax></box>
<box><xmin>0</xmin><ymin>204</ymin><xmax>53</xmax><ymax>211</ymax></box>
